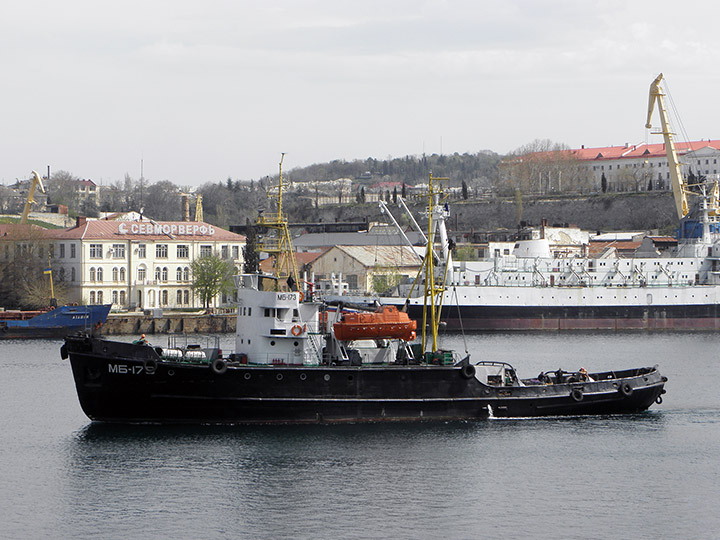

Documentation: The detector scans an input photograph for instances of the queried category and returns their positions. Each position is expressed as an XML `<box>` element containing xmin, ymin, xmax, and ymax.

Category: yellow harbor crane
<box><xmin>20</xmin><ymin>170</ymin><xmax>45</xmax><ymax>225</ymax></box>
<box><xmin>646</xmin><ymin>73</ymin><xmax>720</xmax><ymax>220</ymax></box>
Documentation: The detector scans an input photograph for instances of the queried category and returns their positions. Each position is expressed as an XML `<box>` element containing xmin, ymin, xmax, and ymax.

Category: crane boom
<box><xmin>20</xmin><ymin>171</ymin><xmax>46</xmax><ymax>225</ymax></box>
<box><xmin>645</xmin><ymin>73</ymin><xmax>688</xmax><ymax>219</ymax></box>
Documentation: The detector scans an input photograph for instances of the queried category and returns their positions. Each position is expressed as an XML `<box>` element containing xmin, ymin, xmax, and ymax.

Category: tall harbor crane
<box><xmin>646</xmin><ymin>73</ymin><xmax>720</xmax><ymax>220</ymax></box>
<box><xmin>20</xmin><ymin>170</ymin><xmax>45</xmax><ymax>224</ymax></box>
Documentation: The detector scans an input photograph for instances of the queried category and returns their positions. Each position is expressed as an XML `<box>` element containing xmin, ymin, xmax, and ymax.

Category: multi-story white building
<box><xmin>501</xmin><ymin>139</ymin><xmax>720</xmax><ymax>194</ymax></box>
<box><xmin>577</xmin><ymin>139</ymin><xmax>720</xmax><ymax>191</ymax></box>
<box><xmin>50</xmin><ymin>217</ymin><xmax>245</xmax><ymax>309</ymax></box>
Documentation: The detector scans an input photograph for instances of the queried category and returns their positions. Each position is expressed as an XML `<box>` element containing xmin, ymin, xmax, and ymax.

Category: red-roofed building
<box><xmin>581</xmin><ymin>140</ymin><xmax>720</xmax><ymax>192</ymax></box>
<box><xmin>45</xmin><ymin>218</ymin><xmax>245</xmax><ymax>309</ymax></box>
<box><xmin>502</xmin><ymin>139</ymin><xmax>720</xmax><ymax>193</ymax></box>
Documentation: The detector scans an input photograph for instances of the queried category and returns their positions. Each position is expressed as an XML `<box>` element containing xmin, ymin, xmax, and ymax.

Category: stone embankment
<box><xmin>103</xmin><ymin>312</ymin><xmax>236</xmax><ymax>335</ymax></box>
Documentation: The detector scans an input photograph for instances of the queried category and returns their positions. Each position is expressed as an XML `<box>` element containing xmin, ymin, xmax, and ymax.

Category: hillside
<box><xmin>295</xmin><ymin>191</ymin><xmax>680</xmax><ymax>234</ymax></box>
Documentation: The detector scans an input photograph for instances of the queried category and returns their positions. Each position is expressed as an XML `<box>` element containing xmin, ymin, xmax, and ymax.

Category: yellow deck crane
<box><xmin>646</xmin><ymin>73</ymin><xmax>720</xmax><ymax>219</ymax></box>
<box><xmin>20</xmin><ymin>170</ymin><xmax>45</xmax><ymax>224</ymax></box>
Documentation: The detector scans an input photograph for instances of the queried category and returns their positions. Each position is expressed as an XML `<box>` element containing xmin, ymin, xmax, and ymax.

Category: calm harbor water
<box><xmin>1</xmin><ymin>332</ymin><xmax>719</xmax><ymax>540</ymax></box>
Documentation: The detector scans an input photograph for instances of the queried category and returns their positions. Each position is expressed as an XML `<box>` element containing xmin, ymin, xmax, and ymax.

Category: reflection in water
<box><xmin>59</xmin><ymin>415</ymin><xmax>682</xmax><ymax>540</ymax></box>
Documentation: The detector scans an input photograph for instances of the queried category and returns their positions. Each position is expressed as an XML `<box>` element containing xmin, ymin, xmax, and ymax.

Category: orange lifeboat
<box><xmin>333</xmin><ymin>305</ymin><xmax>417</xmax><ymax>341</ymax></box>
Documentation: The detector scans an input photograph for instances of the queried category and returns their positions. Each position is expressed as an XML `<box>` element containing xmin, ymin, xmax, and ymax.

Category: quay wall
<box><xmin>103</xmin><ymin>313</ymin><xmax>236</xmax><ymax>335</ymax></box>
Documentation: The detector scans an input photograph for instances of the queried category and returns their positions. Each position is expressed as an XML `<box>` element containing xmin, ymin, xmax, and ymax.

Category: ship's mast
<box><xmin>420</xmin><ymin>173</ymin><xmax>451</xmax><ymax>353</ymax></box>
<box><xmin>256</xmin><ymin>154</ymin><xmax>301</xmax><ymax>292</ymax></box>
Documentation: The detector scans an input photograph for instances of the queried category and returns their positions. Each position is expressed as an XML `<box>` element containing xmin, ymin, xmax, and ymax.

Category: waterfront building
<box><xmin>50</xmin><ymin>217</ymin><xmax>246</xmax><ymax>309</ymax></box>
<box><xmin>309</xmin><ymin>245</ymin><xmax>422</xmax><ymax>294</ymax></box>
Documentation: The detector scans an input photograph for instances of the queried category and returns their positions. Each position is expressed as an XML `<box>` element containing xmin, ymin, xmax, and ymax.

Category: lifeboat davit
<box><xmin>333</xmin><ymin>305</ymin><xmax>417</xmax><ymax>341</ymax></box>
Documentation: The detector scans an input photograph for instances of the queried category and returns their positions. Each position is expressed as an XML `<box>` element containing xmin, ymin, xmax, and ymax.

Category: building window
<box><xmin>89</xmin><ymin>244</ymin><xmax>102</xmax><ymax>259</ymax></box>
<box><xmin>71</xmin><ymin>244</ymin><xmax>76</xmax><ymax>258</ymax></box>
<box><xmin>119</xmin><ymin>267</ymin><xmax>126</xmax><ymax>281</ymax></box>
<box><xmin>90</xmin><ymin>291</ymin><xmax>95</xmax><ymax>304</ymax></box>
<box><xmin>161</xmin><ymin>290</ymin><xmax>168</xmax><ymax>306</ymax></box>
<box><xmin>89</xmin><ymin>267</ymin><xmax>96</xmax><ymax>282</ymax></box>
<box><xmin>183</xmin><ymin>267</ymin><xmax>190</xmax><ymax>281</ymax></box>
<box><xmin>97</xmin><ymin>291</ymin><xmax>103</xmax><ymax>304</ymax></box>
<box><xmin>177</xmin><ymin>267</ymin><xmax>183</xmax><ymax>281</ymax></box>
<box><xmin>138</xmin><ymin>244</ymin><xmax>146</xmax><ymax>258</ymax></box>
<box><xmin>112</xmin><ymin>244</ymin><xmax>125</xmax><ymax>258</ymax></box>
<box><xmin>97</xmin><ymin>268</ymin><xmax>103</xmax><ymax>282</ymax></box>
<box><xmin>177</xmin><ymin>290</ymin><xmax>183</xmax><ymax>305</ymax></box>
<box><xmin>71</xmin><ymin>267</ymin><xmax>76</xmax><ymax>281</ymax></box>
<box><xmin>112</xmin><ymin>267</ymin><xmax>119</xmax><ymax>281</ymax></box>
<box><xmin>200</xmin><ymin>245</ymin><xmax>212</xmax><ymax>257</ymax></box>
<box><xmin>138</xmin><ymin>266</ymin><xmax>146</xmax><ymax>281</ymax></box>
<box><xmin>221</xmin><ymin>245</ymin><xmax>229</xmax><ymax>259</ymax></box>
<box><xmin>112</xmin><ymin>291</ymin><xmax>118</xmax><ymax>304</ymax></box>
<box><xmin>162</xmin><ymin>267</ymin><xmax>168</xmax><ymax>282</ymax></box>
<box><xmin>119</xmin><ymin>290</ymin><xmax>126</xmax><ymax>305</ymax></box>
<box><xmin>59</xmin><ymin>244</ymin><xmax>65</xmax><ymax>258</ymax></box>
<box><xmin>177</xmin><ymin>244</ymin><xmax>189</xmax><ymax>258</ymax></box>
<box><xmin>156</xmin><ymin>244</ymin><xmax>168</xmax><ymax>258</ymax></box>
<box><xmin>232</xmin><ymin>246</ymin><xmax>239</xmax><ymax>259</ymax></box>
<box><xmin>184</xmin><ymin>290</ymin><xmax>190</xmax><ymax>305</ymax></box>
<box><xmin>155</xmin><ymin>267</ymin><xmax>161</xmax><ymax>281</ymax></box>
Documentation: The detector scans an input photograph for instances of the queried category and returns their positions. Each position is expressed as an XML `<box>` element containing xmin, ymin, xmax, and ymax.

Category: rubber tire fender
<box><xmin>570</xmin><ymin>388</ymin><xmax>584</xmax><ymax>402</ymax></box>
<box><xmin>212</xmin><ymin>358</ymin><xmax>228</xmax><ymax>375</ymax></box>
<box><xmin>460</xmin><ymin>364</ymin><xmax>476</xmax><ymax>379</ymax></box>
<box><xmin>619</xmin><ymin>382</ymin><xmax>633</xmax><ymax>397</ymax></box>
<box><xmin>144</xmin><ymin>358</ymin><xmax>158</xmax><ymax>375</ymax></box>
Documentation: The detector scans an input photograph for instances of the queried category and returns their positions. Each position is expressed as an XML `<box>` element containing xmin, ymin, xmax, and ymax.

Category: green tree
<box><xmin>371</xmin><ymin>267</ymin><xmax>400</xmax><ymax>294</ymax></box>
<box><xmin>454</xmin><ymin>246</ymin><xmax>476</xmax><ymax>261</ymax></box>
<box><xmin>190</xmin><ymin>254</ymin><xmax>235</xmax><ymax>309</ymax></box>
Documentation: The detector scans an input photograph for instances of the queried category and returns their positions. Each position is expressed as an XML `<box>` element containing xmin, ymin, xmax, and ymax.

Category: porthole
<box><xmin>294</xmin><ymin>341</ymin><xmax>299</xmax><ymax>347</ymax></box>
<box><xmin>270</xmin><ymin>340</ymin><xmax>275</xmax><ymax>346</ymax></box>
<box><xmin>276</xmin><ymin>373</ymin><xmax>283</xmax><ymax>381</ymax></box>
<box><xmin>168</xmin><ymin>369</ymin><xmax>175</xmax><ymax>376</ymax></box>
<box><xmin>244</xmin><ymin>372</ymin><xmax>251</xmax><ymax>380</ymax></box>
<box><xmin>300</xmin><ymin>373</ymin><xmax>307</xmax><ymax>381</ymax></box>
<box><xmin>324</xmin><ymin>374</ymin><xmax>330</xmax><ymax>381</ymax></box>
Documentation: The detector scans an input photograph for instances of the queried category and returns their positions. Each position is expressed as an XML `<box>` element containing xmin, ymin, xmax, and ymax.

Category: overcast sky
<box><xmin>3</xmin><ymin>0</ymin><xmax>720</xmax><ymax>187</ymax></box>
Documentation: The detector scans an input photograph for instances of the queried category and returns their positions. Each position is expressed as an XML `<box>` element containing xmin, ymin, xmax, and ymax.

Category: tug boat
<box><xmin>61</xmin><ymin>273</ymin><xmax>666</xmax><ymax>423</ymax></box>
<box><xmin>61</xmin><ymin>169</ymin><xmax>667</xmax><ymax>424</ymax></box>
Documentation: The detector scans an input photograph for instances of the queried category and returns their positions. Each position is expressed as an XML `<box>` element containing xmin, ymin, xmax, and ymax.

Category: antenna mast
<box><xmin>256</xmin><ymin>154</ymin><xmax>301</xmax><ymax>292</ymax></box>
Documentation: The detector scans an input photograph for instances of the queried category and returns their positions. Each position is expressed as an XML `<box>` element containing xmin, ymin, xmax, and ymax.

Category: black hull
<box><xmin>64</xmin><ymin>336</ymin><xmax>666</xmax><ymax>424</ymax></box>
<box><xmin>0</xmin><ymin>325</ymin><xmax>102</xmax><ymax>340</ymax></box>
<box><xmin>401</xmin><ymin>303</ymin><xmax>720</xmax><ymax>331</ymax></box>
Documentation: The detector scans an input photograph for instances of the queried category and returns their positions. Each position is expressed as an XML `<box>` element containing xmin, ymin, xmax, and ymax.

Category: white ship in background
<box><xmin>379</xmin><ymin>74</ymin><xmax>720</xmax><ymax>331</ymax></box>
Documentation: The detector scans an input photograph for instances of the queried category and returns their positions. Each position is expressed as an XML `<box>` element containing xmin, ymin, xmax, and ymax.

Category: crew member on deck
<box><xmin>133</xmin><ymin>334</ymin><xmax>148</xmax><ymax>345</ymax></box>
